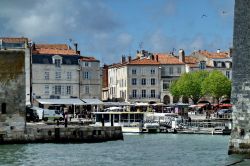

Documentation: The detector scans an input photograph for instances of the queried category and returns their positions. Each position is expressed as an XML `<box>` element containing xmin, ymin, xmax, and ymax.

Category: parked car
<box><xmin>25</xmin><ymin>106</ymin><xmax>39</xmax><ymax>122</ymax></box>
<box><xmin>217</xmin><ymin>109</ymin><xmax>232</xmax><ymax>118</ymax></box>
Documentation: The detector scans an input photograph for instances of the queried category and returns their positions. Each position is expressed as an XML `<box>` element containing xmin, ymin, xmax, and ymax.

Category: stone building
<box><xmin>31</xmin><ymin>43</ymin><xmax>102</xmax><ymax>109</ymax></box>
<box><xmin>0</xmin><ymin>37</ymin><xmax>30</xmax><ymax>140</ymax></box>
<box><xmin>187</xmin><ymin>49</ymin><xmax>232</xmax><ymax>79</ymax></box>
<box><xmin>104</xmin><ymin>50</ymin><xmax>185</xmax><ymax>104</ymax></box>
<box><xmin>78</xmin><ymin>56</ymin><xmax>101</xmax><ymax>99</ymax></box>
<box><xmin>32</xmin><ymin>44</ymin><xmax>81</xmax><ymax>100</ymax></box>
<box><xmin>154</xmin><ymin>51</ymin><xmax>186</xmax><ymax>104</ymax></box>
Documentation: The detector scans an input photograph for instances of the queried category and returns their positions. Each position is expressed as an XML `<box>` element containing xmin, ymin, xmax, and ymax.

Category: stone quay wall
<box><xmin>229</xmin><ymin>0</ymin><xmax>250</xmax><ymax>154</ymax></box>
<box><xmin>0</xmin><ymin>125</ymin><xmax>123</xmax><ymax>144</ymax></box>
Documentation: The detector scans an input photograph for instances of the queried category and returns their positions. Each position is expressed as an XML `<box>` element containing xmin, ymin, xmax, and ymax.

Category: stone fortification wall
<box><xmin>0</xmin><ymin>125</ymin><xmax>123</xmax><ymax>143</ymax></box>
<box><xmin>0</xmin><ymin>51</ymin><xmax>26</xmax><ymax>139</ymax></box>
<box><xmin>229</xmin><ymin>0</ymin><xmax>250</xmax><ymax>154</ymax></box>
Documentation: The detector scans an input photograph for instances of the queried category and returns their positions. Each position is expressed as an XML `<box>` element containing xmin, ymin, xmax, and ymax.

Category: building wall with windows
<box><xmin>32</xmin><ymin>54</ymin><xmax>81</xmax><ymax>99</ymax></box>
<box><xmin>79</xmin><ymin>58</ymin><xmax>101</xmax><ymax>99</ymax></box>
<box><xmin>127</xmin><ymin>64</ymin><xmax>161</xmax><ymax>103</ymax></box>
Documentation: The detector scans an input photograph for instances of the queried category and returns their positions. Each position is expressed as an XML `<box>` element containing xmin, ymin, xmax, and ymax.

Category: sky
<box><xmin>0</xmin><ymin>0</ymin><xmax>234</xmax><ymax>65</ymax></box>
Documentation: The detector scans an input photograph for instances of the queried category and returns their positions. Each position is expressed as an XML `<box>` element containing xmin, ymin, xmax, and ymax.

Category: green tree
<box><xmin>169</xmin><ymin>80</ymin><xmax>181</xmax><ymax>100</ymax></box>
<box><xmin>170</xmin><ymin>70</ymin><xmax>209</xmax><ymax>104</ymax></box>
<box><xmin>202</xmin><ymin>70</ymin><xmax>231</xmax><ymax>103</ymax></box>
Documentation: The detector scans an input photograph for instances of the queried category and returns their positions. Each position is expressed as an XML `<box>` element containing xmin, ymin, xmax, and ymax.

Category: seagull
<box><xmin>201</xmin><ymin>14</ymin><xmax>207</xmax><ymax>18</ymax></box>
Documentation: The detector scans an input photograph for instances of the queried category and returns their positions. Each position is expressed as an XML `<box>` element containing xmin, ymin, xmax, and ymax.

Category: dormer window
<box><xmin>52</xmin><ymin>55</ymin><xmax>62</xmax><ymax>68</ymax></box>
<box><xmin>55</xmin><ymin>59</ymin><xmax>61</xmax><ymax>67</ymax></box>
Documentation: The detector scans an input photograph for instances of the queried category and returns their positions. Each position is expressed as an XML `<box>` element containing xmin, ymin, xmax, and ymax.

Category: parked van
<box><xmin>32</xmin><ymin>107</ymin><xmax>64</xmax><ymax>122</ymax></box>
<box><xmin>43</xmin><ymin>109</ymin><xmax>64</xmax><ymax>121</ymax></box>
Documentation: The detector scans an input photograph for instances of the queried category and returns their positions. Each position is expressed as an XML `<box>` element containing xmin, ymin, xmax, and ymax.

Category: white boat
<box><xmin>93</xmin><ymin>111</ymin><xmax>160</xmax><ymax>133</ymax></box>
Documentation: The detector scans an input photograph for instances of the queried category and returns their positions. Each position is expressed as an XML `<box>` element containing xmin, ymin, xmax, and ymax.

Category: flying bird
<box><xmin>201</xmin><ymin>14</ymin><xmax>207</xmax><ymax>18</ymax></box>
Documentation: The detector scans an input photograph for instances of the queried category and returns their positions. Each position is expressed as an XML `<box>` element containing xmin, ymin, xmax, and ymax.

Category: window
<box><xmin>163</xmin><ymin>80</ymin><xmax>170</xmax><ymax>91</ymax></box>
<box><xmin>44</xmin><ymin>72</ymin><xmax>49</xmax><ymax>80</ymax></box>
<box><xmin>66</xmin><ymin>86</ymin><xmax>72</xmax><ymax>95</ymax></box>
<box><xmin>200</xmin><ymin>61</ymin><xmax>206</xmax><ymax>70</ymax></box>
<box><xmin>177</xmin><ymin>67</ymin><xmax>181</xmax><ymax>74</ymax></box>
<box><xmin>141</xmin><ymin>78</ymin><xmax>146</xmax><ymax>85</ymax></box>
<box><xmin>55</xmin><ymin>59</ymin><xmax>61</xmax><ymax>68</ymax></box>
<box><xmin>132</xmin><ymin>90</ymin><xmax>137</xmax><ymax>98</ymax></box>
<box><xmin>132</xmin><ymin>69</ymin><xmax>137</xmax><ymax>75</ymax></box>
<box><xmin>55</xmin><ymin>72</ymin><xmax>61</xmax><ymax>80</ymax></box>
<box><xmin>151</xmin><ymin>78</ymin><xmax>155</xmax><ymax>85</ymax></box>
<box><xmin>85</xmin><ymin>62</ymin><xmax>89</xmax><ymax>67</ymax></box>
<box><xmin>151</xmin><ymin>90</ymin><xmax>155</xmax><ymax>98</ymax></box>
<box><xmin>217</xmin><ymin>62</ymin><xmax>222</xmax><ymax>68</ymax></box>
<box><xmin>83</xmin><ymin>72</ymin><xmax>89</xmax><ymax>79</ymax></box>
<box><xmin>132</xmin><ymin>78</ymin><xmax>137</xmax><ymax>85</ymax></box>
<box><xmin>67</xmin><ymin>72</ymin><xmax>72</xmax><ymax>80</ymax></box>
<box><xmin>141</xmin><ymin>90</ymin><xmax>146</xmax><ymax>98</ymax></box>
<box><xmin>85</xmin><ymin>85</ymin><xmax>89</xmax><ymax>94</ymax></box>
<box><xmin>55</xmin><ymin>85</ymin><xmax>61</xmax><ymax>95</ymax></box>
<box><xmin>44</xmin><ymin>85</ymin><xmax>49</xmax><ymax>95</ymax></box>
<box><xmin>151</xmin><ymin>68</ymin><xmax>155</xmax><ymax>75</ymax></box>
<box><xmin>226</xmin><ymin>71</ymin><xmax>230</xmax><ymax>79</ymax></box>
<box><xmin>1</xmin><ymin>103</ymin><xmax>6</xmax><ymax>114</ymax></box>
<box><xmin>169</xmin><ymin>67</ymin><xmax>173</xmax><ymax>75</ymax></box>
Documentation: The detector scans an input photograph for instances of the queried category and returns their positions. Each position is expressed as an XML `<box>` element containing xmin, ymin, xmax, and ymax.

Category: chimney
<box><xmin>156</xmin><ymin>55</ymin><xmax>159</xmax><ymax>62</ymax></box>
<box><xmin>121</xmin><ymin>55</ymin><xmax>126</xmax><ymax>63</ymax></box>
<box><xmin>128</xmin><ymin>56</ymin><xmax>131</xmax><ymax>62</ymax></box>
<box><xmin>229</xmin><ymin>48</ymin><xmax>233</xmax><ymax>57</ymax></box>
<box><xmin>217</xmin><ymin>49</ymin><xmax>220</xmax><ymax>53</ymax></box>
<box><xmin>179</xmin><ymin>49</ymin><xmax>185</xmax><ymax>63</ymax></box>
<box><xmin>74</xmin><ymin>43</ymin><xmax>78</xmax><ymax>53</ymax></box>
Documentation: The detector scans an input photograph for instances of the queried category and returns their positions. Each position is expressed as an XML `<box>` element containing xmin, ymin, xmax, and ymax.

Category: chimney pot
<box><xmin>179</xmin><ymin>49</ymin><xmax>185</xmax><ymax>63</ymax></box>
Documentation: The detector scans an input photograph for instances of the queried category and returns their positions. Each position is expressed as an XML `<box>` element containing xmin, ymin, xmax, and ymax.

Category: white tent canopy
<box><xmin>36</xmin><ymin>99</ymin><xmax>86</xmax><ymax>105</ymax></box>
<box><xmin>81</xmin><ymin>98</ymin><xmax>103</xmax><ymax>105</ymax></box>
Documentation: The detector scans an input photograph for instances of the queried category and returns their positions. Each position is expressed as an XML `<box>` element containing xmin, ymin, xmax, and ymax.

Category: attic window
<box><xmin>55</xmin><ymin>59</ymin><xmax>61</xmax><ymax>67</ymax></box>
<box><xmin>52</xmin><ymin>55</ymin><xmax>62</xmax><ymax>67</ymax></box>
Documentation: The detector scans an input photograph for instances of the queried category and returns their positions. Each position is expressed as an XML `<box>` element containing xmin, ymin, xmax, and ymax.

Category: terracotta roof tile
<box><xmin>33</xmin><ymin>48</ymin><xmax>78</xmax><ymax>55</ymax></box>
<box><xmin>32</xmin><ymin>43</ymin><xmax>79</xmax><ymax>55</ymax></box>
<box><xmin>127</xmin><ymin>57</ymin><xmax>160</xmax><ymax>65</ymax></box>
<box><xmin>80</xmin><ymin>56</ymin><xmax>99</xmax><ymax>62</ymax></box>
<box><xmin>185</xmin><ymin>56</ymin><xmax>198</xmax><ymax>64</ymax></box>
<box><xmin>198</xmin><ymin>50</ymin><xmax>229</xmax><ymax>59</ymax></box>
<box><xmin>35</xmin><ymin>44</ymin><xmax>69</xmax><ymax>50</ymax></box>
<box><xmin>0</xmin><ymin>37</ymin><xmax>28</xmax><ymax>43</ymax></box>
<box><xmin>154</xmin><ymin>53</ymin><xmax>185</xmax><ymax>65</ymax></box>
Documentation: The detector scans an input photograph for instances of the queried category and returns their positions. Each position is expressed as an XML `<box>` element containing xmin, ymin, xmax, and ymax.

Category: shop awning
<box><xmin>81</xmin><ymin>98</ymin><xmax>103</xmax><ymax>105</ymax></box>
<box><xmin>36</xmin><ymin>98</ymin><xmax>86</xmax><ymax>105</ymax></box>
<box><xmin>103</xmin><ymin>102</ymin><xmax>131</xmax><ymax>106</ymax></box>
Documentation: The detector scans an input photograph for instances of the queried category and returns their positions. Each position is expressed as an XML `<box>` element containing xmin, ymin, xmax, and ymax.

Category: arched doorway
<box><xmin>163</xmin><ymin>95</ymin><xmax>170</xmax><ymax>104</ymax></box>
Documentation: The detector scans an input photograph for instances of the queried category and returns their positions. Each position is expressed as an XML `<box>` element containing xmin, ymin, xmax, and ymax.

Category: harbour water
<box><xmin>0</xmin><ymin>134</ymin><xmax>250</xmax><ymax>166</ymax></box>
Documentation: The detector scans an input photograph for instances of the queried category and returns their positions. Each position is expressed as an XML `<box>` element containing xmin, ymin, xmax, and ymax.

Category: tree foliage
<box><xmin>201</xmin><ymin>70</ymin><xmax>231</xmax><ymax>103</ymax></box>
<box><xmin>170</xmin><ymin>70</ymin><xmax>209</xmax><ymax>104</ymax></box>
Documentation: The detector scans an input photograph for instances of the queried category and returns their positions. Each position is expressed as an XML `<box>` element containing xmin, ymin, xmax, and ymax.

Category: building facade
<box><xmin>31</xmin><ymin>44</ymin><xmax>101</xmax><ymax>103</ymax></box>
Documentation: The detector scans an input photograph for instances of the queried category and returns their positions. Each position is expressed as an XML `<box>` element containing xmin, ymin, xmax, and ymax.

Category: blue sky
<box><xmin>0</xmin><ymin>0</ymin><xmax>234</xmax><ymax>64</ymax></box>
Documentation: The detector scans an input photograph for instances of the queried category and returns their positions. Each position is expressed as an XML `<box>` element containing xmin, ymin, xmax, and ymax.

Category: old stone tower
<box><xmin>0</xmin><ymin>38</ymin><xmax>30</xmax><ymax>142</ymax></box>
<box><xmin>228</xmin><ymin>0</ymin><xmax>250</xmax><ymax>154</ymax></box>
